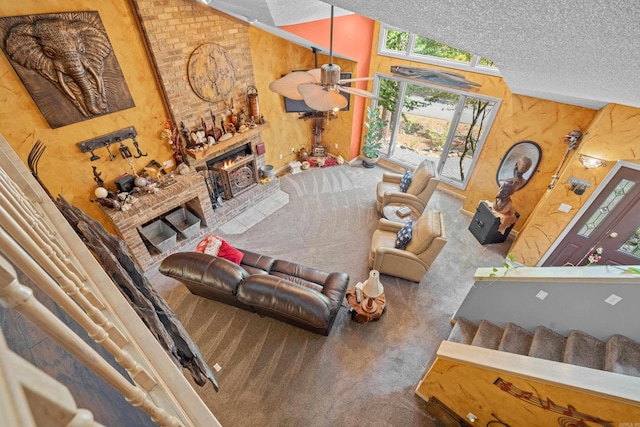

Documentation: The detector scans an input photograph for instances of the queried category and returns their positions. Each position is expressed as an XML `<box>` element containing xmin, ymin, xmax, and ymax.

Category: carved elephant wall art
<box><xmin>0</xmin><ymin>12</ymin><xmax>134</xmax><ymax>128</ymax></box>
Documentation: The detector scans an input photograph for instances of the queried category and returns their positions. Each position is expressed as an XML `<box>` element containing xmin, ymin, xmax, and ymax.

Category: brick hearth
<box><xmin>100</xmin><ymin>171</ymin><xmax>279</xmax><ymax>271</ymax></box>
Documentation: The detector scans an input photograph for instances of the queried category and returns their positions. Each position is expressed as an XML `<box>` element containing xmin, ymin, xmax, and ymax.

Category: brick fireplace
<box><xmin>127</xmin><ymin>0</ymin><xmax>281</xmax><ymax>269</ymax></box>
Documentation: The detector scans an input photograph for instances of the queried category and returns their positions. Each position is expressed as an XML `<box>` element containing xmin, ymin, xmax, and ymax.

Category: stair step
<box><xmin>563</xmin><ymin>330</ymin><xmax>606</xmax><ymax>370</ymax></box>
<box><xmin>605</xmin><ymin>334</ymin><xmax>640</xmax><ymax>378</ymax></box>
<box><xmin>529</xmin><ymin>326</ymin><xmax>567</xmax><ymax>362</ymax></box>
<box><xmin>449</xmin><ymin>319</ymin><xmax>640</xmax><ymax>379</ymax></box>
<box><xmin>448</xmin><ymin>318</ymin><xmax>478</xmax><ymax>345</ymax></box>
<box><xmin>498</xmin><ymin>323</ymin><xmax>534</xmax><ymax>355</ymax></box>
<box><xmin>471</xmin><ymin>320</ymin><xmax>504</xmax><ymax>350</ymax></box>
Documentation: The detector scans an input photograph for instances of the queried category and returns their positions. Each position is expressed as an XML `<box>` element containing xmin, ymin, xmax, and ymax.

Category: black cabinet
<box><xmin>469</xmin><ymin>201</ymin><xmax>519</xmax><ymax>244</ymax></box>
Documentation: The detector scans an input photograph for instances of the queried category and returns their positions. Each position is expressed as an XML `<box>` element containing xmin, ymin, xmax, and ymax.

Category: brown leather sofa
<box><xmin>159</xmin><ymin>250</ymin><xmax>349</xmax><ymax>335</ymax></box>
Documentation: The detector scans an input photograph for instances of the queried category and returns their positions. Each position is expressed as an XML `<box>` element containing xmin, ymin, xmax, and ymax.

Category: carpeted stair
<box><xmin>449</xmin><ymin>318</ymin><xmax>640</xmax><ymax>377</ymax></box>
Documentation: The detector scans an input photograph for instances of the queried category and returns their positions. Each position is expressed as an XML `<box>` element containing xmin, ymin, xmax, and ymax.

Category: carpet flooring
<box><xmin>150</xmin><ymin>163</ymin><xmax>512</xmax><ymax>427</ymax></box>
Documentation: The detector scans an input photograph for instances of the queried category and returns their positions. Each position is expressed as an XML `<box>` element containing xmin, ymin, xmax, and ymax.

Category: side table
<box><xmin>382</xmin><ymin>203</ymin><xmax>420</xmax><ymax>224</ymax></box>
<box><xmin>346</xmin><ymin>288</ymin><xmax>386</xmax><ymax>323</ymax></box>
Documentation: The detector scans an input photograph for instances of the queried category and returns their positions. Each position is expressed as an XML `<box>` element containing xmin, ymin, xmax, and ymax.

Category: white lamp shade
<box><xmin>362</xmin><ymin>270</ymin><xmax>383</xmax><ymax>298</ymax></box>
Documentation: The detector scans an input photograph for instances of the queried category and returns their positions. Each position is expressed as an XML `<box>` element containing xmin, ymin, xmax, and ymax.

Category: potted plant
<box><xmin>361</xmin><ymin>106</ymin><xmax>388</xmax><ymax>168</ymax></box>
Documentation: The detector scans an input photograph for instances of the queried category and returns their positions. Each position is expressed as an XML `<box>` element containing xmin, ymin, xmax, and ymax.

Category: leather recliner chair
<box><xmin>376</xmin><ymin>159</ymin><xmax>440</xmax><ymax>213</ymax></box>
<box><xmin>369</xmin><ymin>209</ymin><xmax>447</xmax><ymax>282</ymax></box>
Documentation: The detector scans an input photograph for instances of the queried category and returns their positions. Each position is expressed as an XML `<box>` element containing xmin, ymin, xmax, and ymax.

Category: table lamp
<box><xmin>361</xmin><ymin>269</ymin><xmax>383</xmax><ymax>313</ymax></box>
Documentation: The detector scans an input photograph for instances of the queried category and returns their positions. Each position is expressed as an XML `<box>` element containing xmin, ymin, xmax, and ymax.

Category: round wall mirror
<box><xmin>496</xmin><ymin>140</ymin><xmax>541</xmax><ymax>189</ymax></box>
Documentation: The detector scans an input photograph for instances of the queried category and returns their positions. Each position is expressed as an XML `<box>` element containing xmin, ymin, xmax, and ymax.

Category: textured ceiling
<box><xmin>203</xmin><ymin>0</ymin><xmax>640</xmax><ymax>109</ymax></box>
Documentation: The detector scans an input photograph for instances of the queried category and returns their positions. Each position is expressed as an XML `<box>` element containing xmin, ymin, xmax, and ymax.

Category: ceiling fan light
<box><xmin>321</xmin><ymin>64</ymin><xmax>341</xmax><ymax>85</ymax></box>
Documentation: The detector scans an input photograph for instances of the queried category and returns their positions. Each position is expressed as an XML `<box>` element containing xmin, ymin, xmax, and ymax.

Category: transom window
<box><xmin>379</xmin><ymin>26</ymin><xmax>500</xmax><ymax>76</ymax></box>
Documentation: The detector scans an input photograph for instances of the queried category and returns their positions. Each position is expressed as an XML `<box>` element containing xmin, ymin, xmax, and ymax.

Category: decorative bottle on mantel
<box><xmin>247</xmin><ymin>85</ymin><xmax>260</xmax><ymax>123</ymax></box>
<box><xmin>227</xmin><ymin>98</ymin><xmax>237</xmax><ymax>127</ymax></box>
<box><xmin>173</xmin><ymin>148</ymin><xmax>184</xmax><ymax>167</ymax></box>
<box><xmin>171</xmin><ymin>125</ymin><xmax>183</xmax><ymax>166</ymax></box>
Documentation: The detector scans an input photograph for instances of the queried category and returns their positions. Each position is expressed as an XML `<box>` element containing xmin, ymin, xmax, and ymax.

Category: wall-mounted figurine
<box><xmin>92</xmin><ymin>165</ymin><xmax>104</xmax><ymax>188</ymax></box>
<box><xmin>0</xmin><ymin>11</ymin><xmax>135</xmax><ymax>128</ymax></box>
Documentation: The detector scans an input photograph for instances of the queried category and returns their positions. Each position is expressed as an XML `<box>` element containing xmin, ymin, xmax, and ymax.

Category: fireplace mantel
<box><xmin>185</xmin><ymin>122</ymin><xmax>269</xmax><ymax>163</ymax></box>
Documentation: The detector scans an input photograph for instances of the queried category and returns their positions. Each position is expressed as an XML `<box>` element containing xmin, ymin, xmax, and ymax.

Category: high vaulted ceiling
<box><xmin>202</xmin><ymin>0</ymin><xmax>640</xmax><ymax>110</ymax></box>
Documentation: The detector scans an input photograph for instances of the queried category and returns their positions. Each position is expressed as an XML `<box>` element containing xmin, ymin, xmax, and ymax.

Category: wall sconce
<box><xmin>580</xmin><ymin>155</ymin><xmax>606</xmax><ymax>169</ymax></box>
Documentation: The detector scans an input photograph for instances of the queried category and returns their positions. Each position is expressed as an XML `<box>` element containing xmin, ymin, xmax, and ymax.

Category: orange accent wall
<box><xmin>281</xmin><ymin>14</ymin><xmax>375</xmax><ymax>159</ymax></box>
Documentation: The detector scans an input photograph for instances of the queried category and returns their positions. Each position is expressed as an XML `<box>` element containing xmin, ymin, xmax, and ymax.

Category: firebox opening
<box><xmin>203</xmin><ymin>144</ymin><xmax>258</xmax><ymax>201</ymax></box>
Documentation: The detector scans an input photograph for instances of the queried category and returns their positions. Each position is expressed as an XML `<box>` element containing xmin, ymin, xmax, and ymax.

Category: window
<box><xmin>379</xmin><ymin>25</ymin><xmax>500</xmax><ymax>76</ymax></box>
<box><xmin>372</xmin><ymin>74</ymin><xmax>500</xmax><ymax>189</ymax></box>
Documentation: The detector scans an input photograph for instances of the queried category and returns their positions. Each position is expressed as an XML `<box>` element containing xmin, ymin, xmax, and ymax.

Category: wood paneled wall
<box><xmin>0</xmin><ymin>0</ymin><xmax>172</xmax><ymax>231</ymax></box>
<box><xmin>417</xmin><ymin>356</ymin><xmax>640</xmax><ymax>426</ymax></box>
<box><xmin>510</xmin><ymin>104</ymin><xmax>640</xmax><ymax>264</ymax></box>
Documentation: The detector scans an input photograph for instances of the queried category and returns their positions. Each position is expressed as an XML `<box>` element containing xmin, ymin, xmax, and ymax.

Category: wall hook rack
<box><xmin>104</xmin><ymin>143</ymin><xmax>117</xmax><ymax>161</ymax></box>
<box><xmin>132</xmin><ymin>136</ymin><xmax>148</xmax><ymax>158</ymax></box>
<box><xmin>77</xmin><ymin>126</ymin><xmax>138</xmax><ymax>158</ymax></box>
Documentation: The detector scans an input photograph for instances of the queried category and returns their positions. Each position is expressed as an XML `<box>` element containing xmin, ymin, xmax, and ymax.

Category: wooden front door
<box><xmin>543</xmin><ymin>166</ymin><xmax>640</xmax><ymax>266</ymax></box>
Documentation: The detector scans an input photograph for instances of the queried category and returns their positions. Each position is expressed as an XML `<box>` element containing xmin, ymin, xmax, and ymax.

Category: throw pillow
<box><xmin>395</xmin><ymin>220</ymin><xmax>413</xmax><ymax>249</ymax></box>
<box><xmin>217</xmin><ymin>240</ymin><xmax>245</xmax><ymax>264</ymax></box>
<box><xmin>195</xmin><ymin>234</ymin><xmax>223</xmax><ymax>256</ymax></box>
<box><xmin>195</xmin><ymin>235</ymin><xmax>244</xmax><ymax>264</ymax></box>
<box><xmin>399</xmin><ymin>171</ymin><xmax>412</xmax><ymax>192</ymax></box>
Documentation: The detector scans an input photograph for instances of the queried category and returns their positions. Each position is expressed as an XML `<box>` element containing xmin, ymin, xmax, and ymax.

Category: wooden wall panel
<box><xmin>510</xmin><ymin>104</ymin><xmax>640</xmax><ymax>264</ymax></box>
<box><xmin>0</xmin><ymin>0</ymin><xmax>172</xmax><ymax>232</ymax></box>
<box><xmin>418</xmin><ymin>357</ymin><xmax>640</xmax><ymax>426</ymax></box>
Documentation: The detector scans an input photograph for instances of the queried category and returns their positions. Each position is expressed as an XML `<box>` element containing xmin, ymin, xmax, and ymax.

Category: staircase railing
<box><xmin>0</xmin><ymin>327</ymin><xmax>105</xmax><ymax>427</ymax></box>
<box><xmin>0</xmin><ymin>134</ymin><xmax>220</xmax><ymax>427</ymax></box>
<box><xmin>0</xmin><ymin>257</ymin><xmax>181</xmax><ymax>426</ymax></box>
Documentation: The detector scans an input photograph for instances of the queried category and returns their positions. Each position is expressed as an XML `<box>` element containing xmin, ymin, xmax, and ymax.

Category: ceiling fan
<box><xmin>269</xmin><ymin>5</ymin><xmax>381</xmax><ymax>112</ymax></box>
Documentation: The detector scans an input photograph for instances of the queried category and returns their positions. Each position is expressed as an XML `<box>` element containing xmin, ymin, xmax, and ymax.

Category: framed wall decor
<box><xmin>0</xmin><ymin>11</ymin><xmax>135</xmax><ymax>128</ymax></box>
<box><xmin>312</xmin><ymin>145</ymin><xmax>328</xmax><ymax>158</ymax></box>
<box><xmin>187</xmin><ymin>43</ymin><xmax>236</xmax><ymax>102</ymax></box>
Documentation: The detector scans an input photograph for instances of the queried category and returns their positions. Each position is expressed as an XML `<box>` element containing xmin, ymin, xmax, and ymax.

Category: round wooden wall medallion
<box><xmin>187</xmin><ymin>43</ymin><xmax>236</xmax><ymax>101</ymax></box>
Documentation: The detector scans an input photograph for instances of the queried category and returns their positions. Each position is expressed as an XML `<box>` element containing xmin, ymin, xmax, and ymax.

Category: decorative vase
<box><xmin>134</xmin><ymin>177</ymin><xmax>148</xmax><ymax>188</ymax></box>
